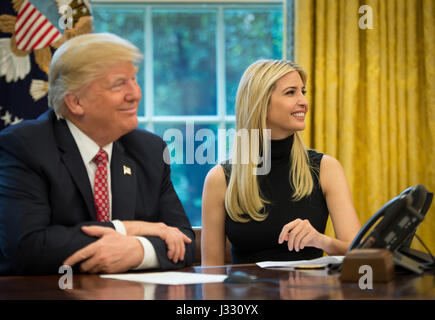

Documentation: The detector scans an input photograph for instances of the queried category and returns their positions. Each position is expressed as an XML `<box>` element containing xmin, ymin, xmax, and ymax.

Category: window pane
<box><xmin>225</xmin><ymin>9</ymin><xmax>283</xmax><ymax>115</ymax></box>
<box><xmin>153</xmin><ymin>10</ymin><xmax>217</xmax><ymax>116</ymax></box>
<box><xmin>93</xmin><ymin>8</ymin><xmax>146</xmax><ymax>117</ymax></box>
<box><xmin>149</xmin><ymin>122</ymin><xmax>218</xmax><ymax>226</ymax></box>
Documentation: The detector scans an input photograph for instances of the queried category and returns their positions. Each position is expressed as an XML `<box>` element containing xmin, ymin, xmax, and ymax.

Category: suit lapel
<box><xmin>54</xmin><ymin>118</ymin><xmax>96</xmax><ymax>220</ymax></box>
<box><xmin>111</xmin><ymin>140</ymin><xmax>137</xmax><ymax>220</ymax></box>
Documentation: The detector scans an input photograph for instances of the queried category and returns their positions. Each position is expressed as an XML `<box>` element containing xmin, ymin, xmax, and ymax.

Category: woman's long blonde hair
<box><xmin>225</xmin><ymin>59</ymin><xmax>314</xmax><ymax>223</ymax></box>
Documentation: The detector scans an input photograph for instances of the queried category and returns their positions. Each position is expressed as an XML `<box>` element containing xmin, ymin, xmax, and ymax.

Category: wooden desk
<box><xmin>1</xmin><ymin>264</ymin><xmax>434</xmax><ymax>300</ymax></box>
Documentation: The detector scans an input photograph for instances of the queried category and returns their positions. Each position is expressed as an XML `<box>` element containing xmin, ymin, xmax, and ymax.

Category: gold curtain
<box><xmin>294</xmin><ymin>0</ymin><xmax>435</xmax><ymax>252</ymax></box>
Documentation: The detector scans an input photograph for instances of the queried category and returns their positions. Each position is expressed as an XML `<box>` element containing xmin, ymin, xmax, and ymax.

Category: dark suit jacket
<box><xmin>0</xmin><ymin>110</ymin><xmax>195</xmax><ymax>275</ymax></box>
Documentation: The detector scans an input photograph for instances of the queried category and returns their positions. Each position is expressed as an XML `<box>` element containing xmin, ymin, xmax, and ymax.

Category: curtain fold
<box><xmin>295</xmin><ymin>0</ymin><xmax>435</xmax><ymax>252</ymax></box>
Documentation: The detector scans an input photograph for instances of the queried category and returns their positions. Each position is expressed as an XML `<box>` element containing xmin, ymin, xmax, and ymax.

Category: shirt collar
<box><xmin>65</xmin><ymin>119</ymin><xmax>113</xmax><ymax>164</ymax></box>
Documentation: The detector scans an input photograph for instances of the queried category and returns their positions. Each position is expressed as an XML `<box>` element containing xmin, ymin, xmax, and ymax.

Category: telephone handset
<box><xmin>348</xmin><ymin>185</ymin><xmax>434</xmax><ymax>274</ymax></box>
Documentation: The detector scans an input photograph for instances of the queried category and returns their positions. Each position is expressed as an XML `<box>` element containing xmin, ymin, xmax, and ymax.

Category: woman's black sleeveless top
<box><xmin>222</xmin><ymin>134</ymin><xmax>329</xmax><ymax>263</ymax></box>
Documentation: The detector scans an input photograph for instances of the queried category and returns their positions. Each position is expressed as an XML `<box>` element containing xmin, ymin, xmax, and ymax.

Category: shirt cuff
<box><xmin>112</xmin><ymin>219</ymin><xmax>127</xmax><ymax>235</ymax></box>
<box><xmin>133</xmin><ymin>236</ymin><xmax>160</xmax><ymax>270</ymax></box>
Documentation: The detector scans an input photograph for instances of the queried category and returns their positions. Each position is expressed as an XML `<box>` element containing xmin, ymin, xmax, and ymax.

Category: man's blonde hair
<box><xmin>48</xmin><ymin>32</ymin><xmax>143</xmax><ymax>117</ymax></box>
<box><xmin>225</xmin><ymin>59</ymin><xmax>314</xmax><ymax>223</ymax></box>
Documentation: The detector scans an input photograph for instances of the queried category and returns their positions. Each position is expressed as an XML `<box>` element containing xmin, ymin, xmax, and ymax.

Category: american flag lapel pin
<box><xmin>123</xmin><ymin>165</ymin><xmax>132</xmax><ymax>175</ymax></box>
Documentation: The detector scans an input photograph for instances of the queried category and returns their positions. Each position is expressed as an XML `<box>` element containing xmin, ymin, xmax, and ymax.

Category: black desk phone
<box><xmin>348</xmin><ymin>185</ymin><xmax>434</xmax><ymax>274</ymax></box>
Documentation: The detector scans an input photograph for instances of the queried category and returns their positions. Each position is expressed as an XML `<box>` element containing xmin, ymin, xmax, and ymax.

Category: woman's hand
<box><xmin>278</xmin><ymin>219</ymin><xmax>327</xmax><ymax>252</ymax></box>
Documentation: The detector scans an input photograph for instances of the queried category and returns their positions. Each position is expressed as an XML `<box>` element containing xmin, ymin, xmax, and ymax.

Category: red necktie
<box><xmin>93</xmin><ymin>149</ymin><xmax>110</xmax><ymax>222</ymax></box>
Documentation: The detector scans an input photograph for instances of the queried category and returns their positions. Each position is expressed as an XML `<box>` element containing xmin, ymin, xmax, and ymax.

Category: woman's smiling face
<box><xmin>266</xmin><ymin>71</ymin><xmax>308</xmax><ymax>140</ymax></box>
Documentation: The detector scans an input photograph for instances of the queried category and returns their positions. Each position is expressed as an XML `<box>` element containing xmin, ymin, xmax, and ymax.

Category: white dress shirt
<box><xmin>66</xmin><ymin>119</ymin><xmax>159</xmax><ymax>270</ymax></box>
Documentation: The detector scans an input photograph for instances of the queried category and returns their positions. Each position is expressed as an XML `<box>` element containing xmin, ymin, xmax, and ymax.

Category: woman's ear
<box><xmin>64</xmin><ymin>93</ymin><xmax>84</xmax><ymax>116</ymax></box>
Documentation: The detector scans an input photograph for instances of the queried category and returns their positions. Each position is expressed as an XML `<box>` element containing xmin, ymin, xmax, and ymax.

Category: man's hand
<box><xmin>160</xmin><ymin>225</ymin><xmax>192</xmax><ymax>264</ymax></box>
<box><xmin>63</xmin><ymin>226</ymin><xmax>144</xmax><ymax>274</ymax></box>
<box><xmin>122</xmin><ymin>221</ymin><xmax>192</xmax><ymax>264</ymax></box>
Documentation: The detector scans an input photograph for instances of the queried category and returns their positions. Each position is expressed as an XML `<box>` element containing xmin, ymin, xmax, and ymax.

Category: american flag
<box><xmin>0</xmin><ymin>0</ymin><xmax>93</xmax><ymax>131</ymax></box>
<box><xmin>14</xmin><ymin>0</ymin><xmax>61</xmax><ymax>51</ymax></box>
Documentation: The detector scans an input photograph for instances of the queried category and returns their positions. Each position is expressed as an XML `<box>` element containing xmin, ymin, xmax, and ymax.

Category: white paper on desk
<box><xmin>256</xmin><ymin>255</ymin><xmax>344</xmax><ymax>269</ymax></box>
<box><xmin>100</xmin><ymin>272</ymin><xmax>228</xmax><ymax>285</ymax></box>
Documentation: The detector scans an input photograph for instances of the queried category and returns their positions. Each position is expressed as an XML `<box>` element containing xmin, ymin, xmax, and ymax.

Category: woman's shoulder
<box><xmin>318</xmin><ymin>154</ymin><xmax>344</xmax><ymax>171</ymax></box>
<box><xmin>307</xmin><ymin>150</ymin><xmax>343</xmax><ymax>170</ymax></box>
<box><xmin>205</xmin><ymin>163</ymin><xmax>228</xmax><ymax>187</ymax></box>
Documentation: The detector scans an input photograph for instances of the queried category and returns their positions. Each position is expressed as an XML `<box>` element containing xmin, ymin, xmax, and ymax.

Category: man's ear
<box><xmin>64</xmin><ymin>93</ymin><xmax>84</xmax><ymax>116</ymax></box>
